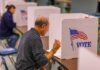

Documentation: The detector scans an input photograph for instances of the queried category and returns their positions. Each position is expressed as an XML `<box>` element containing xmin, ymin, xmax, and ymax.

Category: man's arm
<box><xmin>40</xmin><ymin>40</ymin><xmax>60</xmax><ymax>70</ymax></box>
<box><xmin>40</xmin><ymin>66</ymin><xmax>47</xmax><ymax>70</ymax></box>
<box><xmin>45</xmin><ymin>40</ymin><xmax>60</xmax><ymax>61</ymax></box>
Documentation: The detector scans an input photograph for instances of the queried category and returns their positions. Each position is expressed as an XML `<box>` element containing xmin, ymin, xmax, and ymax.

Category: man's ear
<box><xmin>41</xmin><ymin>24</ymin><xmax>46</xmax><ymax>29</ymax></box>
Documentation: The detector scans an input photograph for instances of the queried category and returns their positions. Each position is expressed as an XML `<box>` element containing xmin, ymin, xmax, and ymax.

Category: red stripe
<box><xmin>71</xmin><ymin>31</ymin><xmax>88</xmax><ymax>40</ymax></box>
<box><xmin>78</xmin><ymin>31</ymin><xmax>88</xmax><ymax>40</ymax></box>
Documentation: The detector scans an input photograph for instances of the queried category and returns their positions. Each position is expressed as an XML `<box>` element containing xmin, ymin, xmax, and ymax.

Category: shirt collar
<box><xmin>31</xmin><ymin>28</ymin><xmax>40</xmax><ymax>36</ymax></box>
<box><xmin>7</xmin><ymin>11</ymin><xmax>12</xmax><ymax>15</ymax></box>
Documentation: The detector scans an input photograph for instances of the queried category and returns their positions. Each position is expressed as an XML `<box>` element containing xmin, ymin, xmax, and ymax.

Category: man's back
<box><xmin>16</xmin><ymin>28</ymin><xmax>48</xmax><ymax>70</ymax></box>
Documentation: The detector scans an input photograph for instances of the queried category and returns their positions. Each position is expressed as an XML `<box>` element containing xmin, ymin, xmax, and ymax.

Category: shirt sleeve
<box><xmin>30</xmin><ymin>37</ymin><xmax>48</xmax><ymax>69</ymax></box>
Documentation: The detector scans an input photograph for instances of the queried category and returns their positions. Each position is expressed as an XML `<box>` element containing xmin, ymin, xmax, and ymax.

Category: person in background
<box><xmin>16</xmin><ymin>16</ymin><xmax>61</xmax><ymax>70</ymax></box>
<box><xmin>50</xmin><ymin>0</ymin><xmax>55</xmax><ymax>5</ymax></box>
<box><xmin>25</xmin><ymin>0</ymin><xmax>36</xmax><ymax>2</ymax></box>
<box><xmin>0</xmin><ymin>5</ymin><xmax>19</xmax><ymax>48</ymax></box>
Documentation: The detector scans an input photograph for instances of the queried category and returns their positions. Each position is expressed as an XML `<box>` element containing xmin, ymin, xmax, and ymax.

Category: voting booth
<box><xmin>0</xmin><ymin>0</ymin><xmax>4</xmax><ymax>14</ymax></box>
<box><xmin>27</xmin><ymin>6</ymin><xmax>60</xmax><ymax>50</ymax></box>
<box><xmin>0</xmin><ymin>1</ymin><xmax>2</xmax><ymax>17</ymax></box>
<box><xmin>4</xmin><ymin>0</ymin><xmax>24</xmax><ymax>5</ymax></box>
<box><xmin>9</xmin><ymin>2</ymin><xmax>37</xmax><ymax>26</ymax></box>
<box><xmin>27</xmin><ymin>6</ymin><xmax>61</xmax><ymax>30</ymax></box>
<box><xmin>41</xmin><ymin>36</ymin><xmax>49</xmax><ymax>50</ymax></box>
<box><xmin>49</xmin><ymin>13</ymin><xmax>98</xmax><ymax>59</ymax></box>
<box><xmin>0</xmin><ymin>0</ymin><xmax>37</xmax><ymax>26</ymax></box>
<box><xmin>14</xmin><ymin>2</ymin><xmax>37</xmax><ymax>26</ymax></box>
<box><xmin>0</xmin><ymin>0</ymin><xmax>25</xmax><ymax>14</ymax></box>
<box><xmin>0</xmin><ymin>1</ymin><xmax>2</xmax><ymax>14</ymax></box>
<box><xmin>78</xmin><ymin>48</ymin><xmax>100</xmax><ymax>70</ymax></box>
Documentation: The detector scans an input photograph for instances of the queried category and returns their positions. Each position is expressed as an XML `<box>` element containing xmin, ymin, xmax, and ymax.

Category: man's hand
<box><xmin>40</xmin><ymin>66</ymin><xmax>47</xmax><ymax>70</ymax></box>
<box><xmin>52</xmin><ymin>40</ymin><xmax>61</xmax><ymax>53</ymax></box>
<box><xmin>45</xmin><ymin>40</ymin><xmax>60</xmax><ymax>61</ymax></box>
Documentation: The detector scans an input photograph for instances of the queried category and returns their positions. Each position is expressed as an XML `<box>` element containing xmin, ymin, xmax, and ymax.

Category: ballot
<box><xmin>49</xmin><ymin>13</ymin><xmax>98</xmax><ymax>59</ymax></box>
<box><xmin>27</xmin><ymin>6</ymin><xmax>61</xmax><ymax>31</ymax></box>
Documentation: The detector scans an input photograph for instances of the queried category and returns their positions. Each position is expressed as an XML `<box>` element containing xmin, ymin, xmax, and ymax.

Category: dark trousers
<box><xmin>7</xmin><ymin>33</ymin><xmax>19</xmax><ymax>48</ymax></box>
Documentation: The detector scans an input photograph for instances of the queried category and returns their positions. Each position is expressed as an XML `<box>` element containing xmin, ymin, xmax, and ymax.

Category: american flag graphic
<box><xmin>69</xmin><ymin>29</ymin><xmax>88</xmax><ymax>40</ymax></box>
<box><xmin>69</xmin><ymin>28</ymin><xmax>88</xmax><ymax>51</ymax></box>
<box><xmin>20</xmin><ymin>10</ymin><xmax>27</xmax><ymax>20</ymax></box>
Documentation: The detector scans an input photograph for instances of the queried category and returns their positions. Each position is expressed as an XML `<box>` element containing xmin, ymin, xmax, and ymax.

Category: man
<box><xmin>16</xmin><ymin>16</ymin><xmax>60</xmax><ymax>70</ymax></box>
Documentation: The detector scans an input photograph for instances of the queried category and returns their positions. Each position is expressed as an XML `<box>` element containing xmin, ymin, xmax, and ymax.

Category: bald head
<box><xmin>35</xmin><ymin>16</ymin><xmax>49</xmax><ymax>27</ymax></box>
<box><xmin>34</xmin><ymin>16</ymin><xmax>49</xmax><ymax>36</ymax></box>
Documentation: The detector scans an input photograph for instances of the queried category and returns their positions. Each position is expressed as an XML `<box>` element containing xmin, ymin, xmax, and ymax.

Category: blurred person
<box><xmin>24</xmin><ymin>0</ymin><xmax>35</xmax><ymax>2</ymax></box>
<box><xmin>0</xmin><ymin>5</ymin><xmax>19</xmax><ymax>48</ymax></box>
<box><xmin>50</xmin><ymin>0</ymin><xmax>55</xmax><ymax>5</ymax></box>
<box><xmin>16</xmin><ymin>16</ymin><xmax>61</xmax><ymax>70</ymax></box>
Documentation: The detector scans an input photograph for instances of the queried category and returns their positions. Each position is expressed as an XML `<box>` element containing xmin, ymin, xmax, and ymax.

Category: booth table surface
<box><xmin>17</xmin><ymin>26</ymin><xmax>27</xmax><ymax>33</ymax></box>
<box><xmin>54</xmin><ymin>57</ymin><xmax>78</xmax><ymax>70</ymax></box>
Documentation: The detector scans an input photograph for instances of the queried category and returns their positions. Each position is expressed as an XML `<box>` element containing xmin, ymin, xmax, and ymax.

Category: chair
<box><xmin>0</xmin><ymin>27</ymin><xmax>23</xmax><ymax>48</ymax></box>
<box><xmin>0</xmin><ymin>48</ymin><xmax>17</xmax><ymax>70</ymax></box>
<box><xmin>0</xmin><ymin>38</ymin><xmax>8</xmax><ymax>48</ymax></box>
